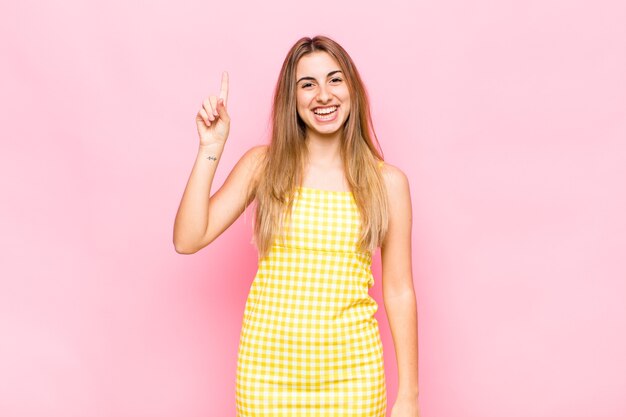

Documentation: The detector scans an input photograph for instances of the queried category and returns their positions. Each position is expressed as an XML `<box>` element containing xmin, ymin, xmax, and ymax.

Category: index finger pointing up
<box><xmin>219</xmin><ymin>71</ymin><xmax>229</xmax><ymax>106</ymax></box>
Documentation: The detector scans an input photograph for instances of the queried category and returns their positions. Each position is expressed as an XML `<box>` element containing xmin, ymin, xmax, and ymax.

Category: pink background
<box><xmin>1</xmin><ymin>0</ymin><xmax>625</xmax><ymax>416</ymax></box>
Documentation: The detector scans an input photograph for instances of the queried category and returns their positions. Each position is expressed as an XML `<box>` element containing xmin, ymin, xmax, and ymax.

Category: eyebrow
<box><xmin>296</xmin><ymin>70</ymin><xmax>343</xmax><ymax>84</ymax></box>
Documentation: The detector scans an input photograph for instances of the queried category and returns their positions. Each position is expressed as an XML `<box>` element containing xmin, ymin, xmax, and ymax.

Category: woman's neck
<box><xmin>304</xmin><ymin>133</ymin><xmax>343</xmax><ymax>168</ymax></box>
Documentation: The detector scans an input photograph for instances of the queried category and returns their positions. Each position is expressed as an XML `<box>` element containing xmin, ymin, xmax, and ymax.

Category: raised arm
<box><xmin>173</xmin><ymin>71</ymin><xmax>266</xmax><ymax>254</ymax></box>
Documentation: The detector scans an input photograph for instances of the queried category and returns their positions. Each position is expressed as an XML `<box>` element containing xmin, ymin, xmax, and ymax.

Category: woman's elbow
<box><xmin>173</xmin><ymin>240</ymin><xmax>201</xmax><ymax>254</ymax></box>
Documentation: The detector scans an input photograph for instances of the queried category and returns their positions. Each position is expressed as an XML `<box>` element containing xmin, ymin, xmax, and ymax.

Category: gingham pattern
<box><xmin>236</xmin><ymin>182</ymin><xmax>387</xmax><ymax>416</ymax></box>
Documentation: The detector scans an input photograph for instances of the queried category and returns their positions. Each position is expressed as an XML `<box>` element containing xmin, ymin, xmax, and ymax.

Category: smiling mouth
<box><xmin>312</xmin><ymin>105</ymin><xmax>339</xmax><ymax>115</ymax></box>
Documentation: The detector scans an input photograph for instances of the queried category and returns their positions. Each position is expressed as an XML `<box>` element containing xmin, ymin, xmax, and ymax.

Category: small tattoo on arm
<box><xmin>206</xmin><ymin>155</ymin><xmax>217</xmax><ymax>161</ymax></box>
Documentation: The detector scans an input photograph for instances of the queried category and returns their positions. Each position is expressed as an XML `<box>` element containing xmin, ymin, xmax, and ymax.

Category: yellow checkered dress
<box><xmin>235</xmin><ymin>175</ymin><xmax>387</xmax><ymax>416</ymax></box>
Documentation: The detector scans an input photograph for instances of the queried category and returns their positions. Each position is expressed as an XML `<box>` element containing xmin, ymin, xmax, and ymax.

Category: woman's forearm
<box><xmin>173</xmin><ymin>143</ymin><xmax>225</xmax><ymax>253</ymax></box>
<box><xmin>384</xmin><ymin>289</ymin><xmax>420</xmax><ymax>399</ymax></box>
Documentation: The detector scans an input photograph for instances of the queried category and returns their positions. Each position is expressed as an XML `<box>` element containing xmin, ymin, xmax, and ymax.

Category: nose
<box><xmin>316</xmin><ymin>84</ymin><xmax>331</xmax><ymax>103</ymax></box>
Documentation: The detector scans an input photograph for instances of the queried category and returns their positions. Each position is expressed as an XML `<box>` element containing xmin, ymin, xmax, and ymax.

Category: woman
<box><xmin>173</xmin><ymin>35</ymin><xmax>420</xmax><ymax>417</ymax></box>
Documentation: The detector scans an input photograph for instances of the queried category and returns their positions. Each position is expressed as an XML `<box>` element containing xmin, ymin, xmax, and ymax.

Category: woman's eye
<box><xmin>331</xmin><ymin>77</ymin><xmax>343</xmax><ymax>83</ymax></box>
<box><xmin>301</xmin><ymin>82</ymin><xmax>313</xmax><ymax>88</ymax></box>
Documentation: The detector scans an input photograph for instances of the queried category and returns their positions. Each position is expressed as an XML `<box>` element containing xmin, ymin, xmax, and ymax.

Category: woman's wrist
<box><xmin>396</xmin><ymin>388</ymin><xmax>420</xmax><ymax>401</ymax></box>
<box><xmin>198</xmin><ymin>142</ymin><xmax>225</xmax><ymax>161</ymax></box>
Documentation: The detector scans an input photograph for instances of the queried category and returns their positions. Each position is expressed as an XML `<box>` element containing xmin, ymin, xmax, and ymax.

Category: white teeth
<box><xmin>313</xmin><ymin>106</ymin><xmax>337</xmax><ymax>115</ymax></box>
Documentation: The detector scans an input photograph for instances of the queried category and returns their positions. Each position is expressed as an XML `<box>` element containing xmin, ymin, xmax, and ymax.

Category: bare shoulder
<box><xmin>241</xmin><ymin>144</ymin><xmax>268</xmax><ymax>181</ymax></box>
<box><xmin>380</xmin><ymin>161</ymin><xmax>411</xmax><ymax>197</ymax></box>
<box><xmin>379</xmin><ymin>162</ymin><xmax>413</xmax><ymax>253</ymax></box>
<box><xmin>243</xmin><ymin>144</ymin><xmax>268</xmax><ymax>163</ymax></box>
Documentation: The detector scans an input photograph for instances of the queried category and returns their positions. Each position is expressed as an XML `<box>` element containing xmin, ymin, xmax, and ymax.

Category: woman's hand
<box><xmin>195</xmin><ymin>71</ymin><xmax>230</xmax><ymax>147</ymax></box>
<box><xmin>390</xmin><ymin>397</ymin><xmax>421</xmax><ymax>417</ymax></box>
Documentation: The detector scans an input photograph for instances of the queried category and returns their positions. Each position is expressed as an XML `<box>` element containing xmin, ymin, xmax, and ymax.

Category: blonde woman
<box><xmin>173</xmin><ymin>35</ymin><xmax>420</xmax><ymax>417</ymax></box>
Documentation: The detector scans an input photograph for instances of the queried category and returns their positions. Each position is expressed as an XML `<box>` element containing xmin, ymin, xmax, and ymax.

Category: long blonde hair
<box><xmin>250</xmin><ymin>35</ymin><xmax>389</xmax><ymax>259</ymax></box>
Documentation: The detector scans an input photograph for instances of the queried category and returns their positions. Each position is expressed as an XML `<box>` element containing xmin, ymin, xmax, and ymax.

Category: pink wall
<box><xmin>1</xmin><ymin>0</ymin><xmax>625</xmax><ymax>416</ymax></box>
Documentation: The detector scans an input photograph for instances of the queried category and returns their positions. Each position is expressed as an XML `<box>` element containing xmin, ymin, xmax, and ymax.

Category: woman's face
<box><xmin>295</xmin><ymin>51</ymin><xmax>351</xmax><ymax>138</ymax></box>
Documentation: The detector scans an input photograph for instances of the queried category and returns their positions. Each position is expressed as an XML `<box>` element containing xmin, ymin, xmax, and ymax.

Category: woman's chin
<box><xmin>305</xmin><ymin>118</ymin><xmax>348</xmax><ymax>137</ymax></box>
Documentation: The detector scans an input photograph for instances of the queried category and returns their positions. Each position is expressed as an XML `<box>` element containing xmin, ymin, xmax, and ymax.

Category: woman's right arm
<box><xmin>173</xmin><ymin>72</ymin><xmax>265</xmax><ymax>254</ymax></box>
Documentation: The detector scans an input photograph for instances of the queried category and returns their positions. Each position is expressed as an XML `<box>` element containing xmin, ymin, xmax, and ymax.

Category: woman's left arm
<box><xmin>380</xmin><ymin>165</ymin><xmax>421</xmax><ymax>416</ymax></box>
